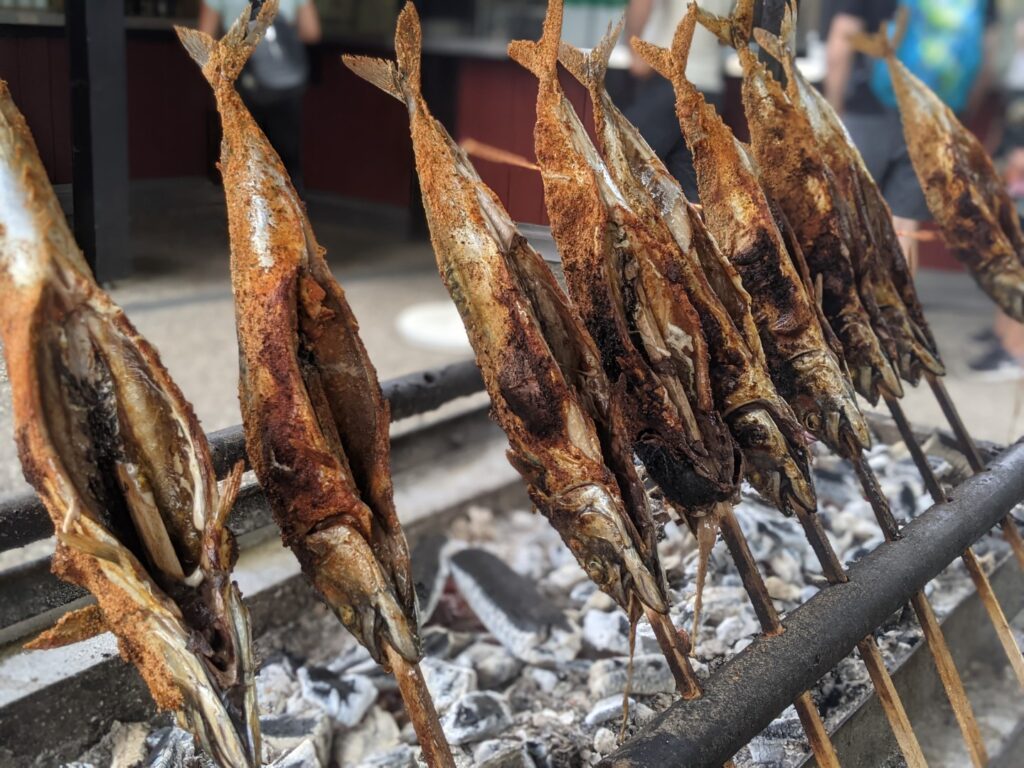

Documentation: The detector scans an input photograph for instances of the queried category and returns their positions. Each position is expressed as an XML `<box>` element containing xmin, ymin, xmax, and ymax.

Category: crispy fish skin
<box><xmin>558</xmin><ymin>29</ymin><xmax>814</xmax><ymax>515</ymax></box>
<box><xmin>633</xmin><ymin>7</ymin><xmax>869</xmax><ymax>459</ymax></box>
<box><xmin>753</xmin><ymin>5</ymin><xmax>943</xmax><ymax>385</ymax></box>
<box><xmin>177</xmin><ymin>3</ymin><xmax>418</xmax><ymax>665</ymax></box>
<box><xmin>0</xmin><ymin>83</ymin><xmax>259</xmax><ymax>766</ymax></box>
<box><xmin>509</xmin><ymin>0</ymin><xmax>737</xmax><ymax>515</ymax></box>
<box><xmin>343</xmin><ymin>4</ymin><xmax>667</xmax><ymax>615</ymax></box>
<box><xmin>699</xmin><ymin>1</ymin><xmax>900</xmax><ymax>405</ymax></box>
<box><xmin>853</xmin><ymin>12</ymin><xmax>1024</xmax><ymax>322</ymax></box>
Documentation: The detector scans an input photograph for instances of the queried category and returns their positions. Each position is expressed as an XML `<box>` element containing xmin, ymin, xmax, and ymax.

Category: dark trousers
<box><xmin>243</xmin><ymin>90</ymin><xmax>306</xmax><ymax>199</ymax></box>
<box><xmin>624</xmin><ymin>77</ymin><xmax>722</xmax><ymax>205</ymax></box>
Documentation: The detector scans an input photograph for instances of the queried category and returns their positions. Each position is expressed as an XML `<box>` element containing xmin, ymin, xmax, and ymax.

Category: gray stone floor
<box><xmin>1</xmin><ymin>178</ymin><xmax>1022</xmax><ymax>498</ymax></box>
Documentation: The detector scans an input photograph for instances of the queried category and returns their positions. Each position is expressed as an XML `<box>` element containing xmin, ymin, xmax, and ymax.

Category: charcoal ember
<box><xmin>412</xmin><ymin>533</ymin><xmax>451</xmax><ymax>623</ymax></box>
<box><xmin>332</xmin><ymin>707</ymin><xmax>400</xmax><ymax>767</ymax></box>
<box><xmin>588</xmin><ymin>655</ymin><xmax>676</xmax><ymax>698</ymax></box>
<box><xmin>764</xmin><ymin>576</ymin><xmax>801</xmax><ymax>603</ymax></box>
<box><xmin>745</xmin><ymin>735</ymin><xmax>786</xmax><ymax>766</ymax></box>
<box><xmin>326</xmin><ymin>644</ymin><xmax>372</xmax><ymax>675</ymax></box>
<box><xmin>144</xmin><ymin>727</ymin><xmax>214</xmax><ymax>768</ymax></box>
<box><xmin>259</xmin><ymin>710</ymin><xmax>332</xmax><ymax>765</ymax></box>
<box><xmin>524</xmin><ymin>733</ymin><xmax>584</xmax><ymax>768</ymax></box>
<box><xmin>450</xmin><ymin>549</ymin><xmax>581</xmax><ymax>664</ymax></box>
<box><xmin>472</xmin><ymin>738</ymin><xmax>533</xmax><ymax>768</ymax></box>
<box><xmin>256</xmin><ymin>659</ymin><xmax>302</xmax><ymax>715</ymax></box>
<box><xmin>296</xmin><ymin>666</ymin><xmax>377</xmax><ymax>726</ymax></box>
<box><xmin>592</xmin><ymin>727</ymin><xmax>617</xmax><ymax>756</ymax></box>
<box><xmin>441</xmin><ymin>691</ymin><xmax>513</xmax><ymax>745</ymax></box>
<box><xmin>421</xmin><ymin>657</ymin><xmax>478</xmax><ymax>712</ymax></box>
<box><xmin>268</xmin><ymin>739</ymin><xmax>322</xmax><ymax>768</ymax></box>
<box><xmin>584</xmin><ymin>695</ymin><xmax>656</xmax><ymax>727</ymax></box>
<box><xmin>455</xmin><ymin>642</ymin><xmax>523</xmax><ymax>689</ymax></box>
<box><xmin>360</xmin><ymin>744</ymin><xmax>417</xmax><ymax>768</ymax></box>
<box><xmin>544</xmin><ymin>561</ymin><xmax>589</xmax><ymax>592</ymax></box>
<box><xmin>420</xmin><ymin>626</ymin><xmax>476</xmax><ymax>660</ymax></box>
<box><xmin>581</xmin><ymin>609</ymin><xmax>631</xmax><ymax>655</ymax></box>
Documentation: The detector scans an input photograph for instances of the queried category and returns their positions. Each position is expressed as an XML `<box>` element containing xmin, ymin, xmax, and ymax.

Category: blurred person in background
<box><xmin>824</xmin><ymin>0</ymin><xmax>997</xmax><ymax>275</ymax></box>
<box><xmin>626</xmin><ymin>0</ymin><xmax>731</xmax><ymax>203</ymax></box>
<box><xmin>199</xmin><ymin>0</ymin><xmax>321</xmax><ymax>196</ymax></box>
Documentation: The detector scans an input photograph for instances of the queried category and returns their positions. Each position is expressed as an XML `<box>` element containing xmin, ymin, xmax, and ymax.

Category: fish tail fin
<box><xmin>753</xmin><ymin>0</ymin><xmax>796</xmax><ymax>66</ymax></box>
<box><xmin>851</xmin><ymin>5</ymin><xmax>907</xmax><ymax>59</ymax></box>
<box><xmin>558</xmin><ymin>16</ymin><xmax>623</xmax><ymax>92</ymax></box>
<box><xmin>630</xmin><ymin>37</ymin><xmax>673</xmax><ymax>81</ymax></box>
<box><xmin>696</xmin><ymin>0</ymin><xmax>753</xmax><ymax>49</ymax></box>
<box><xmin>175</xmin><ymin>0</ymin><xmax>277</xmax><ymax>86</ymax></box>
<box><xmin>508</xmin><ymin>0</ymin><xmax>564</xmax><ymax>79</ymax></box>
<box><xmin>342</xmin><ymin>1</ymin><xmax>419</xmax><ymax>103</ymax></box>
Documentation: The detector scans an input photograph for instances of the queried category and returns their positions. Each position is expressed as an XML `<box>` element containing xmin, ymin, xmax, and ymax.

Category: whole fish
<box><xmin>343</xmin><ymin>2</ymin><xmax>667</xmax><ymax>619</ymax></box>
<box><xmin>699</xmin><ymin>0</ymin><xmax>900</xmax><ymax>405</ymax></box>
<box><xmin>559</xmin><ymin>23</ymin><xmax>815</xmax><ymax>516</ymax></box>
<box><xmin>509</xmin><ymin>0</ymin><xmax>738</xmax><ymax>522</ymax></box>
<box><xmin>0</xmin><ymin>83</ymin><xmax>259</xmax><ymax>766</ymax></box>
<box><xmin>176</xmin><ymin>0</ymin><xmax>419</xmax><ymax>671</ymax></box>
<box><xmin>854</xmin><ymin>9</ymin><xmax>1024</xmax><ymax>322</ymax></box>
<box><xmin>632</xmin><ymin>7</ymin><xmax>869</xmax><ymax>460</ymax></box>
<box><xmin>753</xmin><ymin>1</ymin><xmax>944</xmax><ymax>385</ymax></box>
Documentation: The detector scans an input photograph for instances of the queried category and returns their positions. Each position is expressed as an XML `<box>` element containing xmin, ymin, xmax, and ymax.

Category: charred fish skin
<box><xmin>177</xmin><ymin>2</ymin><xmax>419</xmax><ymax>665</ymax></box>
<box><xmin>558</xmin><ymin>26</ymin><xmax>815</xmax><ymax>516</ymax></box>
<box><xmin>854</xmin><ymin>12</ymin><xmax>1024</xmax><ymax>322</ymax></box>
<box><xmin>753</xmin><ymin>3</ymin><xmax>944</xmax><ymax>384</ymax></box>
<box><xmin>632</xmin><ymin>7</ymin><xmax>869</xmax><ymax>460</ymax></box>
<box><xmin>699</xmin><ymin>0</ymin><xmax>900</xmax><ymax>406</ymax></box>
<box><xmin>343</xmin><ymin>3</ymin><xmax>667</xmax><ymax>616</ymax></box>
<box><xmin>509</xmin><ymin>0</ymin><xmax>737</xmax><ymax>516</ymax></box>
<box><xmin>0</xmin><ymin>82</ymin><xmax>259</xmax><ymax>766</ymax></box>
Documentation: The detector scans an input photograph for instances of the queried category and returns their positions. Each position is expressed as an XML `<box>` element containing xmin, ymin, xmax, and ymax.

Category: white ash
<box><xmin>67</xmin><ymin>441</ymin><xmax>1022</xmax><ymax>767</ymax></box>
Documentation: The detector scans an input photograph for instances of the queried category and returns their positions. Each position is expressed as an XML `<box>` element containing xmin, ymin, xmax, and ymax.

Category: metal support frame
<box><xmin>603</xmin><ymin>439</ymin><xmax>1024</xmax><ymax>768</ymax></box>
<box><xmin>66</xmin><ymin>0</ymin><xmax>131</xmax><ymax>282</ymax></box>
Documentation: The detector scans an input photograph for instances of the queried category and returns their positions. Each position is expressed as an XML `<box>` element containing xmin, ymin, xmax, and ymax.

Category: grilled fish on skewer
<box><xmin>699</xmin><ymin>0</ymin><xmax>900</xmax><ymax>405</ymax></box>
<box><xmin>559</xmin><ymin>25</ymin><xmax>815</xmax><ymax>517</ymax></box>
<box><xmin>343</xmin><ymin>2</ymin><xmax>669</xmax><ymax>622</ymax></box>
<box><xmin>753</xmin><ymin>2</ymin><xmax>943</xmax><ymax>385</ymax></box>
<box><xmin>175</xmin><ymin>7</ymin><xmax>455</xmax><ymax>765</ymax></box>
<box><xmin>509</xmin><ymin>0</ymin><xmax>738</xmax><ymax>527</ymax></box>
<box><xmin>0</xmin><ymin>83</ymin><xmax>259</xmax><ymax>767</ymax></box>
<box><xmin>632</xmin><ymin>9</ymin><xmax>868</xmax><ymax>460</ymax></box>
<box><xmin>853</xmin><ymin>9</ymin><xmax>1024</xmax><ymax>321</ymax></box>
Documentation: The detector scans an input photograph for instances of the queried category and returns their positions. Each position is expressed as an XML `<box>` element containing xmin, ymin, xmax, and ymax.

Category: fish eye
<box><xmin>585</xmin><ymin>557</ymin><xmax>606</xmax><ymax>581</ymax></box>
<box><xmin>804</xmin><ymin>411</ymin><xmax>822</xmax><ymax>432</ymax></box>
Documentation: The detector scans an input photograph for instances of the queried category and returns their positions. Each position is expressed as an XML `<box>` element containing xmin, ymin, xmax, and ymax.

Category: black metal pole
<box><xmin>66</xmin><ymin>0</ymin><xmax>131</xmax><ymax>282</ymax></box>
<box><xmin>602</xmin><ymin>439</ymin><xmax>1024</xmax><ymax>768</ymax></box>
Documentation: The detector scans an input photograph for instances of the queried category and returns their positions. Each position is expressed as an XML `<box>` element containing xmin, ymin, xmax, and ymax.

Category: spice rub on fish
<box><xmin>509</xmin><ymin>0</ymin><xmax>738</xmax><ymax>521</ymax></box>
<box><xmin>633</xmin><ymin>6</ymin><xmax>869</xmax><ymax>459</ymax></box>
<box><xmin>559</xmin><ymin>22</ymin><xmax>815</xmax><ymax>517</ymax></box>
<box><xmin>177</xmin><ymin>3</ymin><xmax>418</xmax><ymax>667</ymax></box>
<box><xmin>344</xmin><ymin>2</ymin><xmax>667</xmax><ymax>619</ymax></box>
<box><xmin>854</xmin><ymin>9</ymin><xmax>1024</xmax><ymax>322</ymax></box>
<box><xmin>754</xmin><ymin>1</ymin><xmax>943</xmax><ymax>385</ymax></box>
<box><xmin>699</xmin><ymin>0</ymin><xmax>900</xmax><ymax>404</ymax></box>
<box><xmin>0</xmin><ymin>83</ymin><xmax>260</xmax><ymax>767</ymax></box>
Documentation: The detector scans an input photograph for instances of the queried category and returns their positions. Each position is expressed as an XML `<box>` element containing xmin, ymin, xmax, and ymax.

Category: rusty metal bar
<box><xmin>602</xmin><ymin>439</ymin><xmax>1024</xmax><ymax>768</ymax></box>
<box><xmin>0</xmin><ymin>359</ymin><xmax>484</xmax><ymax>554</ymax></box>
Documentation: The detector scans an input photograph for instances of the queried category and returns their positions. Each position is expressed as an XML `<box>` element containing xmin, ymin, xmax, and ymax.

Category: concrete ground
<box><xmin>1</xmin><ymin>178</ymin><xmax>1022</xmax><ymax>498</ymax></box>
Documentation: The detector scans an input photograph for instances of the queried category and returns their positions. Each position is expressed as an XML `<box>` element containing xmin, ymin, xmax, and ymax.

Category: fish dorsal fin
<box><xmin>851</xmin><ymin>5</ymin><xmax>908</xmax><ymax>59</ymax></box>
<box><xmin>175</xmin><ymin>0</ymin><xmax>277</xmax><ymax>86</ymax></box>
<box><xmin>343</xmin><ymin>55</ymin><xmax>403</xmax><ymax>102</ymax></box>
<box><xmin>558</xmin><ymin>16</ymin><xmax>624</xmax><ymax>94</ymax></box>
<box><xmin>509</xmin><ymin>0</ymin><xmax>564</xmax><ymax>81</ymax></box>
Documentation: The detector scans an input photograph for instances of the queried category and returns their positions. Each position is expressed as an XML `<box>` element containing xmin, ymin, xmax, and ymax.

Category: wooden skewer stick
<box><xmin>792</xmin><ymin>506</ymin><xmax>929</xmax><ymax>767</ymax></box>
<box><xmin>851</xmin><ymin>438</ymin><xmax>989</xmax><ymax>767</ymax></box>
<box><xmin>384</xmin><ymin>643</ymin><xmax>456</xmax><ymax>768</ymax></box>
<box><xmin>885</xmin><ymin>395</ymin><xmax>1024</xmax><ymax>692</ymax></box>
<box><xmin>925</xmin><ymin>373</ymin><xmax>1024</xmax><ymax>569</ymax></box>
<box><xmin>716</xmin><ymin>506</ymin><xmax>841</xmax><ymax>768</ymax></box>
<box><xmin>643</xmin><ymin>605</ymin><xmax>703</xmax><ymax>699</ymax></box>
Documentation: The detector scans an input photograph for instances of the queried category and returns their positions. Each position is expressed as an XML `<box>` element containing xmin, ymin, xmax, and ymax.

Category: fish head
<box><xmin>788</xmin><ymin>351</ymin><xmax>871</xmax><ymax>458</ymax></box>
<box><xmin>552</xmin><ymin>483</ymin><xmax>667</xmax><ymax>613</ymax></box>
<box><xmin>729</xmin><ymin>407</ymin><xmax>816</xmax><ymax>515</ymax></box>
